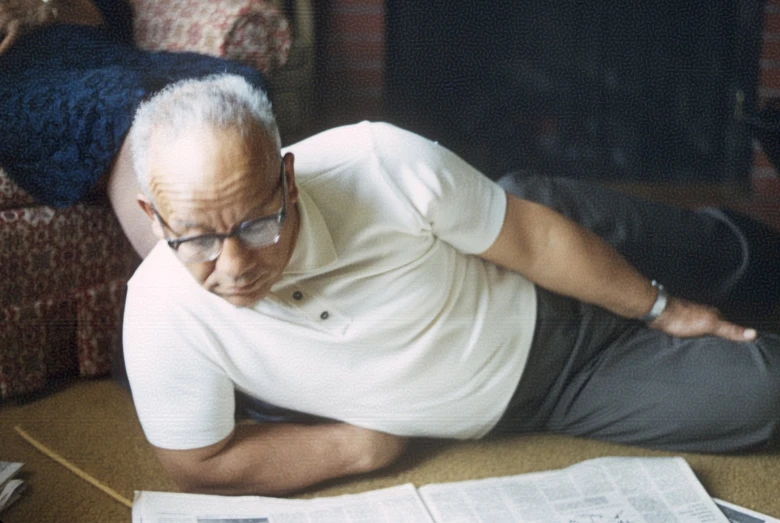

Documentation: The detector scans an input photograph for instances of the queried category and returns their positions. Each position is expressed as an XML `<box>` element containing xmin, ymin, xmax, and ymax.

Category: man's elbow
<box><xmin>167</xmin><ymin>468</ymin><xmax>210</xmax><ymax>494</ymax></box>
<box><xmin>156</xmin><ymin>453</ymin><xmax>220</xmax><ymax>493</ymax></box>
<box><xmin>159</xmin><ymin>455</ymin><xmax>258</xmax><ymax>495</ymax></box>
<box><xmin>152</xmin><ymin>436</ymin><xmax>241</xmax><ymax>494</ymax></box>
<box><xmin>167</xmin><ymin>462</ymin><xmax>304</xmax><ymax>497</ymax></box>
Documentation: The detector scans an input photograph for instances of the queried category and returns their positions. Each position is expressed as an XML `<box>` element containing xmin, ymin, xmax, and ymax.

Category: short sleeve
<box><xmin>123</xmin><ymin>249</ymin><xmax>236</xmax><ymax>450</ymax></box>
<box><xmin>369</xmin><ymin>122</ymin><xmax>507</xmax><ymax>254</ymax></box>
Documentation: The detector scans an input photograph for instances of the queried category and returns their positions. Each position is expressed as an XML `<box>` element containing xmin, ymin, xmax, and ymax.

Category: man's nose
<box><xmin>215</xmin><ymin>237</ymin><xmax>258</xmax><ymax>278</ymax></box>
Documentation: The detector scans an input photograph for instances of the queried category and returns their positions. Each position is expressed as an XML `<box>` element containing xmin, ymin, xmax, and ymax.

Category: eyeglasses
<box><xmin>152</xmin><ymin>162</ymin><xmax>287</xmax><ymax>264</ymax></box>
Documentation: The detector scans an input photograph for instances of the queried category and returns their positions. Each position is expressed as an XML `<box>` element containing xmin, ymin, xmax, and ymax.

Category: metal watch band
<box><xmin>639</xmin><ymin>280</ymin><xmax>668</xmax><ymax>323</ymax></box>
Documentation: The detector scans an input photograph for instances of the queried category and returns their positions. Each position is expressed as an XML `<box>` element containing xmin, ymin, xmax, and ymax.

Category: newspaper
<box><xmin>0</xmin><ymin>461</ymin><xmax>25</xmax><ymax>514</ymax></box>
<box><xmin>714</xmin><ymin>499</ymin><xmax>780</xmax><ymax>523</ymax></box>
<box><xmin>132</xmin><ymin>456</ymin><xmax>771</xmax><ymax>523</ymax></box>
<box><xmin>419</xmin><ymin>456</ymin><xmax>727</xmax><ymax>522</ymax></box>
<box><xmin>133</xmin><ymin>483</ymin><xmax>434</xmax><ymax>523</ymax></box>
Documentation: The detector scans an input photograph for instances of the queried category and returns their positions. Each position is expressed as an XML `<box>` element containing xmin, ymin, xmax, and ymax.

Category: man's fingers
<box><xmin>653</xmin><ymin>298</ymin><xmax>757</xmax><ymax>343</ymax></box>
<box><xmin>713</xmin><ymin>320</ymin><xmax>757</xmax><ymax>342</ymax></box>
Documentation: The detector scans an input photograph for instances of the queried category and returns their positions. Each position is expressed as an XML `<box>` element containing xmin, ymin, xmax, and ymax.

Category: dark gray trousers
<box><xmin>492</xmin><ymin>174</ymin><xmax>780</xmax><ymax>453</ymax></box>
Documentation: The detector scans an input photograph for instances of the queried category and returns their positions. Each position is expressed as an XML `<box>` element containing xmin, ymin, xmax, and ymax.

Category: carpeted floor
<box><xmin>1</xmin><ymin>378</ymin><xmax>779</xmax><ymax>522</ymax></box>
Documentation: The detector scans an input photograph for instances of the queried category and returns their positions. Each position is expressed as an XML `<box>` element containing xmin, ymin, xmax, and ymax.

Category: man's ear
<box><xmin>137</xmin><ymin>194</ymin><xmax>165</xmax><ymax>239</ymax></box>
<box><xmin>283</xmin><ymin>152</ymin><xmax>299</xmax><ymax>204</ymax></box>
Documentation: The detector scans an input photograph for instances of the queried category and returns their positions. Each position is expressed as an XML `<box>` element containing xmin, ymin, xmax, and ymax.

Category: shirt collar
<box><xmin>283</xmin><ymin>187</ymin><xmax>338</xmax><ymax>274</ymax></box>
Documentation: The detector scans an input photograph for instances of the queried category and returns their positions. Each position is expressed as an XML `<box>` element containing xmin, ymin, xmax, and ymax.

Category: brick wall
<box><xmin>314</xmin><ymin>0</ymin><xmax>385</xmax><ymax>132</ymax></box>
<box><xmin>754</xmin><ymin>0</ymin><xmax>780</xmax><ymax>197</ymax></box>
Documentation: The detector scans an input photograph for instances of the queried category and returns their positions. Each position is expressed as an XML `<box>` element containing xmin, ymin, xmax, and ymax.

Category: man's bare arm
<box><xmin>480</xmin><ymin>193</ymin><xmax>756</xmax><ymax>341</ymax></box>
<box><xmin>154</xmin><ymin>422</ymin><xmax>407</xmax><ymax>496</ymax></box>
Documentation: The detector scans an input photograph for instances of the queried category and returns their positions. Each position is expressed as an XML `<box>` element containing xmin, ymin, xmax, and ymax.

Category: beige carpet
<box><xmin>2</xmin><ymin>378</ymin><xmax>779</xmax><ymax>522</ymax></box>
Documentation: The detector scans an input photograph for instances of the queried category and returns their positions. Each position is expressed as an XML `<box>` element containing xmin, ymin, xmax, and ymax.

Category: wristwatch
<box><xmin>639</xmin><ymin>280</ymin><xmax>668</xmax><ymax>323</ymax></box>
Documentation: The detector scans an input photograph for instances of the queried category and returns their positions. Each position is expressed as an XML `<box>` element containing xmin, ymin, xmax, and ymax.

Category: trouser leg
<box><xmin>493</xmin><ymin>287</ymin><xmax>633</xmax><ymax>435</ymax></box>
<box><xmin>544</xmin><ymin>312</ymin><xmax>780</xmax><ymax>452</ymax></box>
<box><xmin>496</xmin><ymin>173</ymin><xmax>779</xmax><ymax>324</ymax></box>
<box><xmin>494</xmin><ymin>288</ymin><xmax>780</xmax><ymax>452</ymax></box>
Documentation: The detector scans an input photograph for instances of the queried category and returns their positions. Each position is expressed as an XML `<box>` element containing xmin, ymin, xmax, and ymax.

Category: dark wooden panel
<box><xmin>385</xmin><ymin>1</ymin><xmax>764</xmax><ymax>184</ymax></box>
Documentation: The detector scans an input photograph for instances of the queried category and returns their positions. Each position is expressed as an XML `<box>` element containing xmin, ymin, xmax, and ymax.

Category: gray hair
<box><xmin>129</xmin><ymin>74</ymin><xmax>281</xmax><ymax>199</ymax></box>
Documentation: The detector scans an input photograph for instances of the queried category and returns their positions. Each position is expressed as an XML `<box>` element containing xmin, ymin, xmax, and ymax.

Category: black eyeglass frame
<box><xmin>151</xmin><ymin>161</ymin><xmax>287</xmax><ymax>263</ymax></box>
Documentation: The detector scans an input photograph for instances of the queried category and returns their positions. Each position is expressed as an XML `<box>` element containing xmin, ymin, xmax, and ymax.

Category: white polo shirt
<box><xmin>124</xmin><ymin>121</ymin><xmax>537</xmax><ymax>450</ymax></box>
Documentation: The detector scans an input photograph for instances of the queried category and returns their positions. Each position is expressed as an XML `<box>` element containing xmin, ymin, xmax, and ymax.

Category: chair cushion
<box><xmin>1</xmin><ymin>278</ymin><xmax>129</xmax><ymax>398</ymax></box>
<box><xmin>0</xmin><ymin>203</ymin><xmax>139</xmax><ymax>398</ymax></box>
<box><xmin>0</xmin><ymin>204</ymin><xmax>139</xmax><ymax>308</ymax></box>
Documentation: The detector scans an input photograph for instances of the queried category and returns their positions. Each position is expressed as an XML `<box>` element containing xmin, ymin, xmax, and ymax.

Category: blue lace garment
<box><xmin>0</xmin><ymin>0</ymin><xmax>266</xmax><ymax>207</ymax></box>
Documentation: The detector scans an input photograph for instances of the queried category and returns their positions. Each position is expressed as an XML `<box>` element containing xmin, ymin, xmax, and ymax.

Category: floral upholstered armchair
<box><xmin>0</xmin><ymin>0</ymin><xmax>314</xmax><ymax>399</ymax></box>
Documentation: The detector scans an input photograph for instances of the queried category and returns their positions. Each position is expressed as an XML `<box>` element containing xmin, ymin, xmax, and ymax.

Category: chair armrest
<box><xmin>129</xmin><ymin>0</ymin><xmax>292</xmax><ymax>73</ymax></box>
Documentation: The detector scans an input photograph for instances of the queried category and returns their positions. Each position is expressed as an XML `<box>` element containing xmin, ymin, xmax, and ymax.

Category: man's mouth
<box><xmin>224</xmin><ymin>287</ymin><xmax>255</xmax><ymax>296</ymax></box>
<box><xmin>224</xmin><ymin>284</ymin><xmax>259</xmax><ymax>296</ymax></box>
<box><xmin>220</xmin><ymin>275</ymin><xmax>264</xmax><ymax>296</ymax></box>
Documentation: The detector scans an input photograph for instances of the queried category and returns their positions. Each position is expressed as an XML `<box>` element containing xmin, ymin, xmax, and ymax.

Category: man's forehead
<box><xmin>148</xmin><ymin>124</ymin><xmax>276</xmax><ymax>189</ymax></box>
<box><xmin>146</xmin><ymin>124</ymin><xmax>280</xmax><ymax>219</ymax></box>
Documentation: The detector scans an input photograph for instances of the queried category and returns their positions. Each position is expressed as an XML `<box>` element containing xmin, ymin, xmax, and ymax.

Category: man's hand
<box><xmin>648</xmin><ymin>296</ymin><xmax>757</xmax><ymax>342</ymax></box>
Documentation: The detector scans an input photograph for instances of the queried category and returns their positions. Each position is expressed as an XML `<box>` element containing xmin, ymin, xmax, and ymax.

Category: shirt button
<box><xmin>292</xmin><ymin>291</ymin><xmax>303</xmax><ymax>300</ymax></box>
<box><xmin>320</xmin><ymin>311</ymin><xmax>330</xmax><ymax>320</ymax></box>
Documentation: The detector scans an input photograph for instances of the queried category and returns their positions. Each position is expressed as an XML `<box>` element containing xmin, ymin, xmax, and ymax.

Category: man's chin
<box><xmin>222</xmin><ymin>294</ymin><xmax>263</xmax><ymax>307</ymax></box>
<box><xmin>215</xmin><ymin>287</ymin><xmax>268</xmax><ymax>307</ymax></box>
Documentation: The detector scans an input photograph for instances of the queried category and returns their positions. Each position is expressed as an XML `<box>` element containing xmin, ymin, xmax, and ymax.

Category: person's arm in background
<box><xmin>0</xmin><ymin>0</ymin><xmax>103</xmax><ymax>54</ymax></box>
<box><xmin>153</xmin><ymin>422</ymin><xmax>407</xmax><ymax>496</ymax></box>
<box><xmin>480</xmin><ymin>193</ymin><xmax>757</xmax><ymax>342</ymax></box>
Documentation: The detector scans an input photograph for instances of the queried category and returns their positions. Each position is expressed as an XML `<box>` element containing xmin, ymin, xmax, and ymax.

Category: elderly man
<box><xmin>123</xmin><ymin>74</ymin><xmax>780</xmax><ymax>496</ymax></box>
